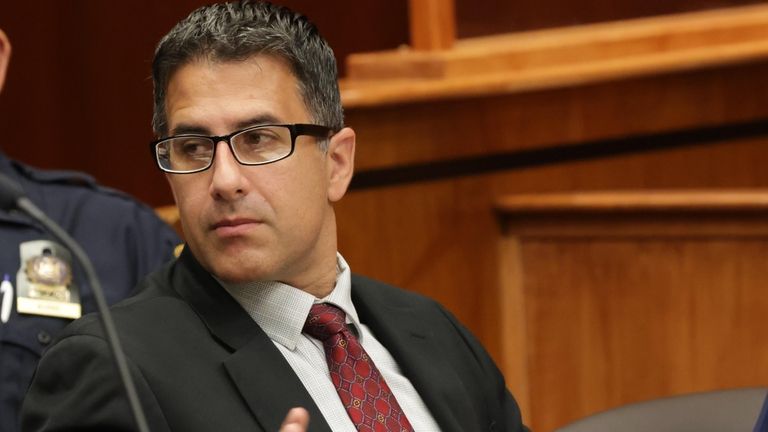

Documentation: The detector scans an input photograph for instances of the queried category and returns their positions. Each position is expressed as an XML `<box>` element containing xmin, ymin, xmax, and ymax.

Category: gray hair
<box><xmin>151</xmin><ymin>0</ymin><xmax>343</xmax><ymax>138</ymax></box>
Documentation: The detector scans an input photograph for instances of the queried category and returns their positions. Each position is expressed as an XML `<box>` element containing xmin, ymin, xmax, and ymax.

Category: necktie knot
<box><xmin>303</xmin><ymin>303</ymin><xmax>347</xmax><ymax>342</ymax></box>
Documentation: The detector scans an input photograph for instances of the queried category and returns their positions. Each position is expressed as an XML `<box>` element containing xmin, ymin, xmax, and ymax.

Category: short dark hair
<box><xmin>151</xmin><ymin>0</ymin><xmax>343</xmax><ymax>137</ymax></box>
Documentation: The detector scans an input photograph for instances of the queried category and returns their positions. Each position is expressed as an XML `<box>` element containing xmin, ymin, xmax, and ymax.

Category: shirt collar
<box><xmin>219</xmin><ymin>253</ymin><xmax>360</xmax><ymax>350</ymax></box>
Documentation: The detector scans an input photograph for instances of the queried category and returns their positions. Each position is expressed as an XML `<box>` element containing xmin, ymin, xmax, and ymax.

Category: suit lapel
<box><xmin>172</xmin><ymin>250</ymin><xmax>332</xmax><ymax>432</ymax></box>
<box><xmin>352</xmin><ymin>277</ymin><xmax>475</xmax><ymax>432</ymax></box>
<box><xmin>224</xmin><ymin>336</ymin><xmax>332</xmax><ymax>432</ymax></box>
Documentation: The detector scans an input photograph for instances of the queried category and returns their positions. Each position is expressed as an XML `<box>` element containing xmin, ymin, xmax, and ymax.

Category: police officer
<box><xmin>0</xmin><ymin>28</ymin><xmax>180</xmax><ymax>432</ymax></box>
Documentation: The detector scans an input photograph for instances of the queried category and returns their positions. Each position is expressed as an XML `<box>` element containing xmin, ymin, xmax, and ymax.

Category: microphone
<box><xmin>0</xmin><ymin>172</ymin><xmax>150</xmax><ymax>432</ymax></box>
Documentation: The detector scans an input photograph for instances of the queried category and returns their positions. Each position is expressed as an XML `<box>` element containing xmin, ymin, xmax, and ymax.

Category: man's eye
<box><xmin>179</xmin><ymin>139</ymin><xmax>210</xmax><ymax>155</ymax></box>
<box><xmin>240</xmin><ymin>130</ymin><xmax>277</xmax><ymax>146</ymax></box>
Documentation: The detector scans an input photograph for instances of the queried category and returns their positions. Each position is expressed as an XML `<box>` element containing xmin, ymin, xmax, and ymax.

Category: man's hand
<box><xmin>280</xmin><ymin>407</ymin><xmax>309</xmax><ymax>432</ymax></box>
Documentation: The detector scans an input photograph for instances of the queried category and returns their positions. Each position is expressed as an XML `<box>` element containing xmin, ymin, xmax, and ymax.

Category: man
<box><xmin>0</xmin><ymin>28</ymin><xmax>180</xmax><ymax>432</ymax></box>
<box><xmin>22</xmin><ymin>2</ymin><xmax>528</xmax><ymax>431</ymax></box>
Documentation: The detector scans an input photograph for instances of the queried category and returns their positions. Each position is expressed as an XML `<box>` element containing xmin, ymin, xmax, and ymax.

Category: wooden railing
<box><xmin>342</xmin><ymin>4</ymin><xmax>768</xmax><ymax>107</ymax></box>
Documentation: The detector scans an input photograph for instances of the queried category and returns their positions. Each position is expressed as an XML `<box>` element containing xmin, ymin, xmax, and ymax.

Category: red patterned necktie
<box><xmin>303</xmin><ymin>303</ymin><xmax>414</xmax><ymax>432</ymax></box>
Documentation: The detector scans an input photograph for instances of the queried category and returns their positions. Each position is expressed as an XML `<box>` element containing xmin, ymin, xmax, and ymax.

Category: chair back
<box><xmin>555</xmin><ymin>387</ymin><xmax>768</xmax><ymax>432</ymax></box>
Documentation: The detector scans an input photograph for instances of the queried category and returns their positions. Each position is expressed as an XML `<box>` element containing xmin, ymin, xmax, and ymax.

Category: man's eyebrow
<box><xmin>234</xmin><ymin>114</ymin><xmax>282</xmax><ymax>130</ymax></box>
<box><xmin>170</xmin><ymin>115</ymin><xmax>284</xmax><ymax>137</ymax></box>
<box><xmin>170</xmin><ymin>124</ymin><xmax>210</xmax><ymax>136</ymax></box>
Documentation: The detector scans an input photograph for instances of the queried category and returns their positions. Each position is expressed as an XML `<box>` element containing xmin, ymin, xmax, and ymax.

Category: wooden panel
<box><xmin>523</xmin><ymin>239</ymin><xmax>768</xmax><ymax>430</ymax></box>
<box><xmin>494</xmin><ymin>190</ymin><xmax>768</xmax><ymax>431</ymax></box>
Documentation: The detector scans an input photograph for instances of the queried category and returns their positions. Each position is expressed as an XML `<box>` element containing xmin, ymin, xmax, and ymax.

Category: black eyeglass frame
<box><xmin>149</xmin><ymin>123</ymin><xmax>335</xmax><ymax>174</ymax></box>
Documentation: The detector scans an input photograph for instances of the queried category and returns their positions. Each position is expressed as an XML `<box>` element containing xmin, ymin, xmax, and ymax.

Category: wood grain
<box><xmin>495</xmin><ymin>190</ymin><xmax>768</xmax><ymax>431</ymax></box>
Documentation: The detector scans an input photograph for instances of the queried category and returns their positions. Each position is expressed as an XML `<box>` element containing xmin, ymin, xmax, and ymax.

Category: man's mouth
<box><xmin>210</xmin><ymin>218</ymin><xmax>262</xmax><ymax>236</ymax></box>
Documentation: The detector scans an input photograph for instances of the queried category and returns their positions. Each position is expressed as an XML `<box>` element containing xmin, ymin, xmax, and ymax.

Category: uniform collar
<box><xmin>0</xmin><ymin>152</ymin><xmax>36</xmax><ymax>226</ymax></box>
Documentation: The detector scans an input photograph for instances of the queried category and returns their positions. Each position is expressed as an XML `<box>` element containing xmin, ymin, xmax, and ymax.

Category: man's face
<box><xmin>163</xmin><ymin>55</ymin><xmax>354</xmax><ymax>292</ymax></box>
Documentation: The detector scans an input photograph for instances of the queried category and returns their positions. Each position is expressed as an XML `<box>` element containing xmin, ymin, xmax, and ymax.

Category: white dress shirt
<box><xmin>220</xmin><ymin>254</ymin><xmax>441</xmax><ymax>432</ymax></box>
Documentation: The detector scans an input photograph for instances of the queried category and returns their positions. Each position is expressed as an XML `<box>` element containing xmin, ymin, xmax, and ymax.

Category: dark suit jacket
<box><xmin>21</xmin><ymin>249</ymin><xmax>526</xmax><ymax>432</ymax></box>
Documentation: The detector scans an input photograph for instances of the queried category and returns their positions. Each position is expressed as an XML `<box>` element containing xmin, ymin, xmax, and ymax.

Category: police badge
<box><xmin>16</xmin><ymin>240</ymin><xmax>82</xmax><ymax>319</ymax></box>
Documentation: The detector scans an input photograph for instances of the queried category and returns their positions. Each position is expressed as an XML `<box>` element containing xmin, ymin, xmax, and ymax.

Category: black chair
<box><xmin>555</xmin><ymin>387</ymin><xmax>768</xmax><ymax>432</ymax></box>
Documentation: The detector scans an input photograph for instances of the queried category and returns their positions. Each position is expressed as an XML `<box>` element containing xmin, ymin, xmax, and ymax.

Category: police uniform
<box><xmin>0</xmin><ymin>152</ymin><xmax>180</xmax><ymax>432</ymax></box>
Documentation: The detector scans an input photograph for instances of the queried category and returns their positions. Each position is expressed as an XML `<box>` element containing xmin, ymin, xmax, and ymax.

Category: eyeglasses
<box><xmin>150</xmin><ymin>123</ymin><xmax>334</xmax><ymax>174</ymax></box>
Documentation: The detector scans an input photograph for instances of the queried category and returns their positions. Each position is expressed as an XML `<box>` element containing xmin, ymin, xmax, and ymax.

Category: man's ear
<box><xmin>0</xmin><ymin>29</ymin><xmax>11</xmax><ymax>93</ymax></box>
<box><xmin>326</xmin><ymin>127</ymin><xmax>356</xmax><ymax>203</ymax></box>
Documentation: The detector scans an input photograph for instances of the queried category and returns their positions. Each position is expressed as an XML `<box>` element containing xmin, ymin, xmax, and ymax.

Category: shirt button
<box><xmin>37</xmin><ymin>330</ymin><xmax>52</xmax><ymax>345</ymax></box>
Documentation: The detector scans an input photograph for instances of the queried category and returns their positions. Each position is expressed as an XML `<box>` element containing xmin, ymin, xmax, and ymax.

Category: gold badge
<box><xmin>16</xmin><ymin>240</ymin><xmax>81</xmax><ymax>319</ymax></box>
<box><xmin>25</xmin><ymin>253</ymin><xmax>73</xmax><ymax>302</ymax></box>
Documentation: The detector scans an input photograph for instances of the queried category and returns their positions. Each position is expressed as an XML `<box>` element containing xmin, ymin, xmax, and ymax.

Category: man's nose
<box><xmin>209</xmin><ymin>141</ymin><xmax>247</xmax><ymax>200</ymax></box>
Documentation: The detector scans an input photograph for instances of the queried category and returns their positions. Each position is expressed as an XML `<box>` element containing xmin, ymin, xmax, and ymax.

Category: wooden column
<box><xmin>407</xmin><ymin>0</ymin><xmax>456</xmax><ymax>51</ymax></box>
